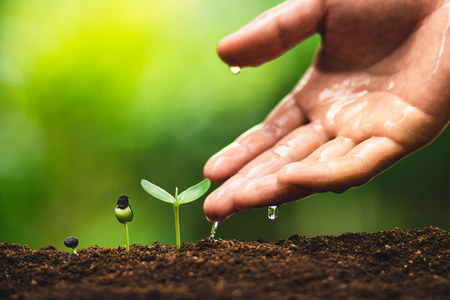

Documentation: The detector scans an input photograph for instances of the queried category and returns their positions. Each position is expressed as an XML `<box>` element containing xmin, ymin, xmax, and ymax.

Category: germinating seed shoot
<box><xmin>115</xmin><ymin>195</ymin><xmax>133</xmax><ymax>252</ymax></box>
<box><xmin>64</xmin><ymin>236</ymin><xmax>79</xmax><ymax>255</ymax></box>
<box><xmin>210</xmin><ymin>221</ymin><xmax>219</xmax><ymax>239</ymax></box>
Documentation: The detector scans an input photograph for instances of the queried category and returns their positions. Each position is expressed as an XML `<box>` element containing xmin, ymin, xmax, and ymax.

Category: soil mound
<box><xmin>0</xmin><ymin>227</ymin><xmax>448</xmax><ymax>299</ymax></box>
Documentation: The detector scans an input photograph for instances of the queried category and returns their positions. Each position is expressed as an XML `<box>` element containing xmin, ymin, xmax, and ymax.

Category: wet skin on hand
<box><xmin>204</xmin><ymin>0</ymin><xmax>450</xmax><ymax>222</ymax></box>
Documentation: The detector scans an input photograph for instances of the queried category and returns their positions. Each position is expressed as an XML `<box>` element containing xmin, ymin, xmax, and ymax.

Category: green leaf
<box><xmin>178</xmin><ymin>178</ymin><xmax>211</xmax><ymax>205</ymax></box>
<box><xmin>141</xmin><ymin>179</ymin><xmax>175</xmax><ymax>204</ymax></box>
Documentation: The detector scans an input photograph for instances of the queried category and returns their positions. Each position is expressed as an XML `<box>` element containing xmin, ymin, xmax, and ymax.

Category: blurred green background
<box><xmin>0</xmin><ymin>0</ymin><xmax>448</xmax><ymax>250</ymax></box>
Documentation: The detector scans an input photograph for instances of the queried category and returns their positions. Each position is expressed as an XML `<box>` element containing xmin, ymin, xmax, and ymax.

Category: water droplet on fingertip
<box><xmin>268</xmin><ymin>206</ymin><xmax>278</xmax><ymax>220</ymax></box>
<box><xmin>230</xmin><ymin>66</ymin><xmax>242</xmax><ymax>75</ymax></box>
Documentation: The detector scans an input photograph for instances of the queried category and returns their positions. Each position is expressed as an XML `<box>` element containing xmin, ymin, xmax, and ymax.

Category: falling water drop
<box><xmin>230</xmin><ymin>66</ymin><xmax>242</xmax><ymax>75</ymax></box>
<box><xmin>268</xmin><ymin>206</ymin><xmax>278</xmax><ymax>220</ymax></box>
<box><xmin>210</xmin><ymin>221</ymin><xmax>219</xmax><ymax>238</ymax></box>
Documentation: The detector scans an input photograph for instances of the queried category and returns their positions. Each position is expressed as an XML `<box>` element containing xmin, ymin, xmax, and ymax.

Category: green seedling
<box><xmin>141</xmin><ymin>178</ymin><xmax>211</xmax><ymax>250</ymax></box>
<box><xmin>115</xmin><ymin>195</ymin><xmax>133</xmax><ymax>252</ymax></box>
<box><xmin>64</xmin><ymin>236</ymin><xmax>79</xmax><ymax>255</ymax></box>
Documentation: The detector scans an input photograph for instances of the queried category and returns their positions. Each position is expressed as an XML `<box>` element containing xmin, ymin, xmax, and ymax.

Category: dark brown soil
<box><xmin>0</xmin><ymin>227</ymin><xmax>449</xmax><ymax>300</ymax></box>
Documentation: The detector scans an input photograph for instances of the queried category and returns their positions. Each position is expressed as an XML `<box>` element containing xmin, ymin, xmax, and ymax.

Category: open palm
<box><xmin>204</xmin><ymin>0</ymin><xmax>450</xmax><ymax>222</ymax></box>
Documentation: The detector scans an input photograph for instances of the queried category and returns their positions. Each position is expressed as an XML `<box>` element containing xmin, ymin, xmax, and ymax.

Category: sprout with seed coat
<box><xmin>64</xmin><ymin>236</ymin><xmax>79</xmax><ymax>255</ymax></box>
<box><xmin>115</xmin><ymin>195</ymin><xmax>133</xmax><ymax>252</ymax></box>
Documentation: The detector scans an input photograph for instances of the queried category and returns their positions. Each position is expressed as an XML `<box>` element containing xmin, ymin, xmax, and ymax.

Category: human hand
<box><xmin>204</xmin><ymin>0</ymin><xmax>450</xmax><ymax>222</ymax></box>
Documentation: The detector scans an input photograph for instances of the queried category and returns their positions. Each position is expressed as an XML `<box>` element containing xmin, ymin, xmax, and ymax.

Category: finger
<box><xmin>204</xmin><ymin>122</ymin><xmax>328</xmax><ymax>222</ymax></box>
<box><xmin>203</xmin><ymin>174</ymin><xmax>247</xmax><ymax>222</ymax></box>
<box><xmin>239</xmin><ymin>121</ymin><xmax>328</xmax><ymax>178</ymax></box>
<box><xmin>277</xmin><ymin>137</ymin><xmax>405</xmax><ymax>192</ymax></box>
<box><xmin>204</xmin><ymin>96</ymin><xmax>305</xmax><ymax>183</ymax></box>
<box><xmin>231</xmin><ymin>136</ymin><xmax>354</xmax><ymax>211</ymax></box>
<box><xmin>234</xmin><ymin>174</ymin><xmax>313</xmax><ymax>211</ymax></box>
<box><xmin>304</xmin><ymin>136</ymin><xmax>356</xmax><ymax>163</ymax></box>
<box><xmin>218</xmin><ymin>0</ymin><xmax>325</xmax><ymax>67</ymax></box>
<box><xmin>203</xmin><ymin>174</ymin><xmax>312</xmax><ymax>222</ymax></box>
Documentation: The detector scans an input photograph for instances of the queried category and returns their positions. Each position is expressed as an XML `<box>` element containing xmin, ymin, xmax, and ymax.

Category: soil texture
<box><xmin>0</xmin><ymin>227</ymin><xmax>449</xmax><ymax>300</ymax></box>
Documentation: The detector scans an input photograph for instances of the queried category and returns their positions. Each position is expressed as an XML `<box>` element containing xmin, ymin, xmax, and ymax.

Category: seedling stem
<box><xmin>141</xmin><ymin>178</ymin><xmax>211</xmax><ymax>250</ymax></box>
<box><xmin>124</xmin><ymin>222</ymin><xmax>130</xmax><ymax>252</ymax></box>
<box><xmin>174</xmin><ymin>204</ymin><xmax>181</xmax><ymax>250</ymax></box>
<box><xmin>115</xmin><ymin>195</ymin><xmax>133</xmax><ymax>253</ymax></box>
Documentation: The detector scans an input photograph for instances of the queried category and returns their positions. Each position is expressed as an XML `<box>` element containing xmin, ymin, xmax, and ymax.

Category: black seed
<box><xmin>64</xmin><ymin>236</ymin><xmax>79</xmax><ymax>249</ymax></box>
<box><xmin>117</xmin><ymin>195</ymin><xmax>129</xmax><ymax>209</ymax></box>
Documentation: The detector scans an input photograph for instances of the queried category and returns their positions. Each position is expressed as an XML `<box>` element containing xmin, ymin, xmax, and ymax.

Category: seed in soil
<box><xmin>115</xmin><ymin>195</ymin><xmax>133</xmax><ymax>252</ymax></box>
<box><xmin>230</xmin><ymin>66</ymin><xmax>242</xmax><ymax>74</ymax></box>
<box><xmin>268</xmin><ymin>206</ymin><xmax>278</xmax><ymax>220</ymax></box>
<box><xmin>63</xmin><ymin>236</ymin><xmax>79</xmax><ymax>255</ymax></box>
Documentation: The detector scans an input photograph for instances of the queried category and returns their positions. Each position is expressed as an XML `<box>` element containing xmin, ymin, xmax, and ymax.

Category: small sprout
<box><xmin>115</xmin><ymin>195</ymin><xmax>133</xmax><ymax>252</ymax></box>
<box><xmin>210</xmin><ymin>221</ymin><xmax>219</xmax><ymax>239</ymax></box>
<box><xmin>141</xmin><ymin>178</ymin><xmax>211</xmax><ymax>250</ymax></box>
<box><xmin>64</xmin><ymin>236</ymin><xmax>79</xmax><ymax>255</ymax></box>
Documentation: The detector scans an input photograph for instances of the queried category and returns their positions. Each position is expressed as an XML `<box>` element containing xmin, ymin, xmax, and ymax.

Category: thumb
<box><xmin>218</xmin><ymin>0</ymin><xmax>325</xmax><ymax>67</ymax></box>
